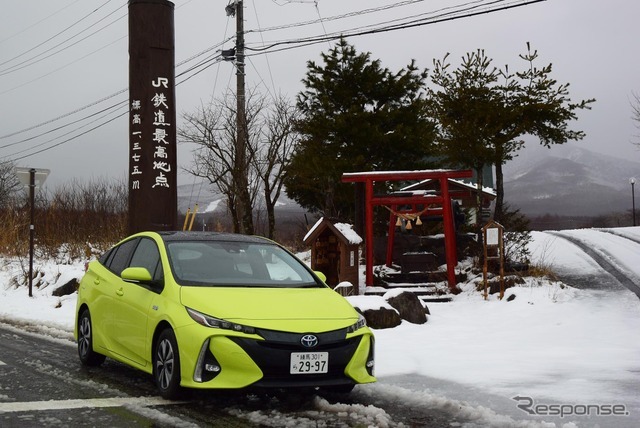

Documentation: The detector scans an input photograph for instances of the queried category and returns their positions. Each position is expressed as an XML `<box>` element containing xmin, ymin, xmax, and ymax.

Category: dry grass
<box><xmin>524</xmin><ymin>263</ymin><xmax>559</xmax><ymax>281</ymax></box>
<box><xmin>1</xmin><ymin>178</ymin><xmax>127</xmax><ymax>261</ymax></box>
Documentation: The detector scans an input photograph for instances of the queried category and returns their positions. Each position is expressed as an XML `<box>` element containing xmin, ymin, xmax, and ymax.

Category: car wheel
<box><xmin>154</xmin><ymin>329</ymin><xmax>181</xmax><ymax>399</ymax></box>
<box><xmin>77</xmin><ymin>309</ymin><xmax>106</xmax><ymax>366</ymax></box>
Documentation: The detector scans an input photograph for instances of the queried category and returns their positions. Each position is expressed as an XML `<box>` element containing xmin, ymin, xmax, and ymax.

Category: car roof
<box><xmin>156</xmin><ymin>231</ymin><xmax>273</xmax><ymax>245</ymax></box>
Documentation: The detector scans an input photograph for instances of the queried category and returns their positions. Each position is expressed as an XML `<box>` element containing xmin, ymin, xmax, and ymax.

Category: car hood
<box><xmin>180</xmin><ymin>286</ymin><xmax>359</xmax><ymax>332</ymax></box>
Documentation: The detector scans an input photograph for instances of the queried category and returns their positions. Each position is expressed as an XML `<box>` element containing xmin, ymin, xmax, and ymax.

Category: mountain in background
<box><xmin>177</xmin><ymin>181</ymin><xmax>312</xmax><ymax>238</ymax></box>
<box><xmin>503</xmin><ymin>144</ymin><xmax>640</xmax><ymax>217</ymax></box>
<box><xmin>176</xmin><ymin>143</ymin><xmax>640</xmax><ymax>231</ymax></box>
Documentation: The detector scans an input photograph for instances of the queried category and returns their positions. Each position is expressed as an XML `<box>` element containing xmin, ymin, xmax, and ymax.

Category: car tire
<box><xmin>154</xmin><ymin>329</ymin><xmax>181</xmax><ymax>399</ymax></box>
<box><xmin>77</xmin><ymin>309</ymin><xmax>106</xmax><ymax>366</ymax></box>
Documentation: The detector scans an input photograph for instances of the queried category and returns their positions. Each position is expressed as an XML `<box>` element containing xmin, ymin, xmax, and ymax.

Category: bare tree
<box><xmin>180</xmin><ymin>89</ymin><xmax>296</xmax><ymax>237</ymax></box>
<box><xmin>180</xmin><ymin>89</ymin><xmax>259</xmax><ymax>233</ymax></box>
<box><xmin>632</xmin><ymin>91</ymin><xmax>640</xmax><ymax>145</ymax></box>
<box><xmin>251</xmin><ymin>94</ymin><xmax>299</xmax><ymax>239</ymax></box>
<box><xmin>0</xmin><ymin>160</ymin><xmax>22</xmax><ymax>209</ymax></box>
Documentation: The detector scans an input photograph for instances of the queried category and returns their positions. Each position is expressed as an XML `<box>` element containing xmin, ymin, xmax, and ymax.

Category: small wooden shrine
<box><xmin>303</xmin><ymin>218</ymin><xmax>362</xmax><ymax>295</ymax></box>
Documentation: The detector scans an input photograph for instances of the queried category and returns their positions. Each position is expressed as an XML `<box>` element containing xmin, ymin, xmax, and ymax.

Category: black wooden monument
<box><xmin>128</xmin><ymin>0</ymin><xmax>177</xmax><ymax>233</ymax></box>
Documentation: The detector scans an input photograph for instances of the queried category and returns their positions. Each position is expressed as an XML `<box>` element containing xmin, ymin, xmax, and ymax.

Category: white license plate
<box><xmin>290</xmin><ymin>352</ymin><xmax>328</xmax><ymax>374</ymax></box>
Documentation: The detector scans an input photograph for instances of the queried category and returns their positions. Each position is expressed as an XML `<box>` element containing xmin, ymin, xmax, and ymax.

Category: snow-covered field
<box><xmin>1</xmin><ymin>228</ymin><xmax>639</xmax><ymax>428</ymax></box>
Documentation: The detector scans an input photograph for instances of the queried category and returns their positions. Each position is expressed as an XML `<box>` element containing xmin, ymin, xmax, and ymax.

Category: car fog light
<box><xmin>366</xmin><ymin>360</ymin><xmax>374</xmax><ymax>368</ymax></box>
<box><xmin>205</xmin><ymin>364</ymin><xmax>221</xmax><ymax>373</ymax></box>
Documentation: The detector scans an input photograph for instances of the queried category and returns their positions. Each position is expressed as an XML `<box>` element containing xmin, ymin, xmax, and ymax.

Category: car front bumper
<box><xmin>176</xmin><ymin>324</ymin><xmax>376</xmax><ymax>390</ymax></box>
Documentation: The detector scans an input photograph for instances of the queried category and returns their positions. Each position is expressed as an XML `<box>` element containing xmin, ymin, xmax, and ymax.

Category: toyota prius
<box><xmin>74</xmin><ymin>231</ymin><xmax>375</xmax><ymax>398</ymax></box>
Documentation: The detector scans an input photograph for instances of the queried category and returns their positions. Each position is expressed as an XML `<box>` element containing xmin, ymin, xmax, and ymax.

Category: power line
<box><xmin>253</xmin><ymin>0</ymin><xmax>427</xmax><ymax>35</ymax></box>
<box><xmin>0</xmin><ymin>36</ymin><xmax>233</xmax><ymax>140</ymax></box>
<box><xmin>0</xmin><ymin>8</ymin><xmax>127</xmax><ymax>77</ymax></box>
<box><xmin>8</xmin><ymin>108</ymin><xmax>128</xmax><ymax>163</ymax></box>
<box><xmin>6</xmin><ymin>104</ymin><xmax>127</xmax><ymax>159</ymax></box>
<box><xmin>0</xmin><ymin>53</ymin><xmax>228</xmax><ymax>161</ymax></box>
<box><xmin>250</xmin><ymin>0</ymin><xmax>278</xmax><ymax>99</ymax></box>
<box><xmin>176</xmin><ymin>54</ymin><xmax>225</xmax><ymax>85</ymax></box>
<box><xmin>0</xmin><ymin>35</ymin><xmax>127</xmax><ymax>96</ymax></box>
<box><xmin>1</xmin><ymin>0</ymin><xmax>546</xmax><ymax>163</ymax></box>
<box><xmin>0</xmin><ymin>0</ymin><xmax>83</xmax><ymax>46</ymax></box>
<box><xmin>0</xmin><ymin>0</ymin><xmax>119</xmax><ymax>69</ymax></box>
<box><xmin>0</xmin><ymin>0</ymin><xmax>507</xmax><ymax>122</ymax></box>
<box><xmin>0</xmin><ymin>88</ymin><xmax>127</xmax><ymax>140</ymax></box>
<box><xmin>244</xmin><ymin>0</ymin><xmax>545</xmax><ymax>54</ymax></box>
<box><xmin>0</xmin><ymin>100</ymin><xmax>126</xmax><ymax>150</ymax></box>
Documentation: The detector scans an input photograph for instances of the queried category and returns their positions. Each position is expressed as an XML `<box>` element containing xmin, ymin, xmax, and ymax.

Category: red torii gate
<box><xmin>342</xmin><ymin>169</ymin><xmax>473</xmax><ymax>291</ymax></box>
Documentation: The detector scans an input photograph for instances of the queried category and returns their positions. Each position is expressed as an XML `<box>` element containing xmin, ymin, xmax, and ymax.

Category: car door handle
<box><xmin>116</xmin><ymin>288</ymin><xmax>124</xmax><ymax>297</ymax></box>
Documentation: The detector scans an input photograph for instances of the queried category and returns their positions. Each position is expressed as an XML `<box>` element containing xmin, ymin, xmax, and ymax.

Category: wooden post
<box><xmin>482</xmin><ymin>220</ymin><xmax>505</xmax><ymax>300</ymax></box>
<box><xmin>386</xmin><ymin>206</ymin><xmax>397</xmax><ymax>267</ymax></box>
<box><xmin>364</xmin><ymin>179</ymin><xmax>375</xmax><ymax>287</ymax></box>
<box><xmin>440</xmin><ymin>178</ymin><xmax>458</xmax><ymax>290</ymax></box>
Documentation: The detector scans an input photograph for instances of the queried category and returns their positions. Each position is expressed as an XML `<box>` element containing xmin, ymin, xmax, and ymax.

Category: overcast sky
<box><xmin>1</xmin><ymin>0</ymin><xmax>638</xmax><ymax>190</ymax></box>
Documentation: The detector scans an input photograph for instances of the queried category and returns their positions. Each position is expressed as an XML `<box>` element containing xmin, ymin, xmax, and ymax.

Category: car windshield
<box><xmin>166</xmin><ymin>240</ymin><xmax>322</xmax><ymax>288</ymax></box>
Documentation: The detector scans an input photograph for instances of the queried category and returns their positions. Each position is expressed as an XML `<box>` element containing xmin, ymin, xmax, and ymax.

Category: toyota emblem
<box><xmin>300</xmin><ymin>334</ymin><xmax>319</xmax><ymax>348</ymax></box>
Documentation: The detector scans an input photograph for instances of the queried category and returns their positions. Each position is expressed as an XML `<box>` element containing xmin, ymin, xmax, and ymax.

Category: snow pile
<box><xmin>333</xmin><ymin>222</ymin><xmax>363</xmax><ymax>245</ymax></box>
<box><xmin>232</xmin><ymin>396</ymin><xmax>394</xmax><ymax>428</ymax></box>
<box><xmin>372</xmin><ymin>278</ymin><xmax>640</xmax><ymax>404</ymax></box>
<box><xmin>0</xmin><ymin>228</ymin><xmax>639</xmax><ymax>427</ymax></box>
<box><xmin>0</xmin><ymin>257</ymin><xmax>79</xmax><ymax>335</ymax></box>
<box><xmin>356</xmin><ymin>384</ymin><xmax>562</xmax><ymax>428</ymax></box>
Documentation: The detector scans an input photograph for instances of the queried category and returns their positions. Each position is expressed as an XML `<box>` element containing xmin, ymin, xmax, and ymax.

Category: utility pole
<box><xmin>227</xmin><ymin>0</ymin><xmax>253</xmax><ymax>234</ymax></box>
<box><xmin>631</xmin><ymin>177</ymin><xmax>636</xmax><ymax>227</ymax></box>
<box><xmin>236</xmin><ymin>0</ymin><xmax>248</xmax><ymax>233</ymax></box>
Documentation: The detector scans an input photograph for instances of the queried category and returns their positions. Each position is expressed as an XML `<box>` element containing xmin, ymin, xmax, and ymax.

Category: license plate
<box><xmin>290</xmin><ymin>352</ymin><xmax>328</xmax><ymax>374</ymax></box>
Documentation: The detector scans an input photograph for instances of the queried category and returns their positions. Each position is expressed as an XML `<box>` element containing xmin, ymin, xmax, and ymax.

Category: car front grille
<box><xmin>229</xmin><ymin>328</ymin><xmax>361</xmax><ymax>388</ymax></box>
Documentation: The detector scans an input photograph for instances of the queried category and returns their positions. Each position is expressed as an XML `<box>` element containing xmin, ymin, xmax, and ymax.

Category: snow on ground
<box><xmin>372</xmin><ymin>281</ymin><xmax>636</xmax><ymax>400</ymax></box>
<box><xmin>0</xmin><ymin>257</ymin><xmax>79</xmax><ymax>337</ymax></box>
<box><xmin>528</xmin><ymin>232</ymin><xmax>603</xmax><ymax>277</ymax></box>
<box><xmin>1</xmin><ymin>228</ymin><xmax>639</xmax><ymax>427</ymax></box>
<box><xmin>556</xmin><ymin>229</ymin><xmax>640</xmax><ymax>282</ymax></box>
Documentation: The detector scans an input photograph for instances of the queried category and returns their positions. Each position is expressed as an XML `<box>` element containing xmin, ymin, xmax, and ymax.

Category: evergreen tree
<box><xmin>429</xmin><ymin>45</ymin><xmax>594</xmax><ymax>225</ymax></box>
<box><xmin>285</xmin><ymin>39</ymin><xmax>436</xmax><ymax>218</ymax></box>
<box><xmin>428</xmin><ymin>50</ymin><xmax>501</xmax><ymax>227</ymax></box>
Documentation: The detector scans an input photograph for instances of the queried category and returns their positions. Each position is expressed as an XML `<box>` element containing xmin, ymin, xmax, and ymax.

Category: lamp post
<box><xmin>630</xmin><ymin>177</ymin><xmax>637</xmax><ymax>227</ymax></box>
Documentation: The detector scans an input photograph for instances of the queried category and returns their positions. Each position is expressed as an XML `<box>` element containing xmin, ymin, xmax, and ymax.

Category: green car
<box><xmin>74</xmin><ymin>231</ymin><xmax>375</xmax><ymax>398</ymax></box>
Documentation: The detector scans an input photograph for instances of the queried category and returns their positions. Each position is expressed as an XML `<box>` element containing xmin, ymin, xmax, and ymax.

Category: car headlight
<box><xmin>347</xmin><ymin>313</ymin><xmax>367</xmax><ymax>334</ymax></box>
<box><xmin>186</xmin><ymin>307</ymin><xmax>256</xmax><ymax>335</ymax></box>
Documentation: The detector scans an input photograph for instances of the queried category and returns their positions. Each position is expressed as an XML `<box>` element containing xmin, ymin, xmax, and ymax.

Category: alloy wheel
<box><xmin>78</xmin><ymin>316</ymin><xmax>91</xmax><ymax>359</ymax></box>
<box><xmin>77</xmin><ymin>309</ymin><xmax>105</xmax><ymax>366</ymax></box>
<box><xmin>156</xmin><ymin>337</ymin><xmax>175</xmax><ymax>391</ymax></box>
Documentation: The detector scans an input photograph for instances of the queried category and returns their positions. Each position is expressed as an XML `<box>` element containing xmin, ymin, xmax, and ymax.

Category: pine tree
<box><xmin>428</xmin><ymin>45</ymin><xmax>594</xmax><ymax>225</ymax></box>
<box><xmin>285</xmin><ymin>39</ymin><xmax>436</xmax><ymax>218</ymax></box>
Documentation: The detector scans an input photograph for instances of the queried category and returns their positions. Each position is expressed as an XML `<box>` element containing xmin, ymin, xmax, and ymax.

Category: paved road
<box><xmin>0</xmin><ymin>323</ymin><xmax>239</xmax><ymax>427</ymax></box>
<box><xmin>549</xmin><ymin>230</ymin><xmax>640</xmax><ymax>298</ymax></box>
<box><xmin>0</xmin><ymin>323</ymin><xmax>459</xmax><ymax>427</ymax></box>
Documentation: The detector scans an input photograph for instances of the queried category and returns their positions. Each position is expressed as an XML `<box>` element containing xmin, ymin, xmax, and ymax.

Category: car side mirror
<box><xmin>121</xmin><ymin>267</ymin><xmax>153</xmax><ymax>283</ymax></box>
<box><xmin>314</xmin><ymin>271</ymin><xmax>327</xmax><ymax>283</ymax></box>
